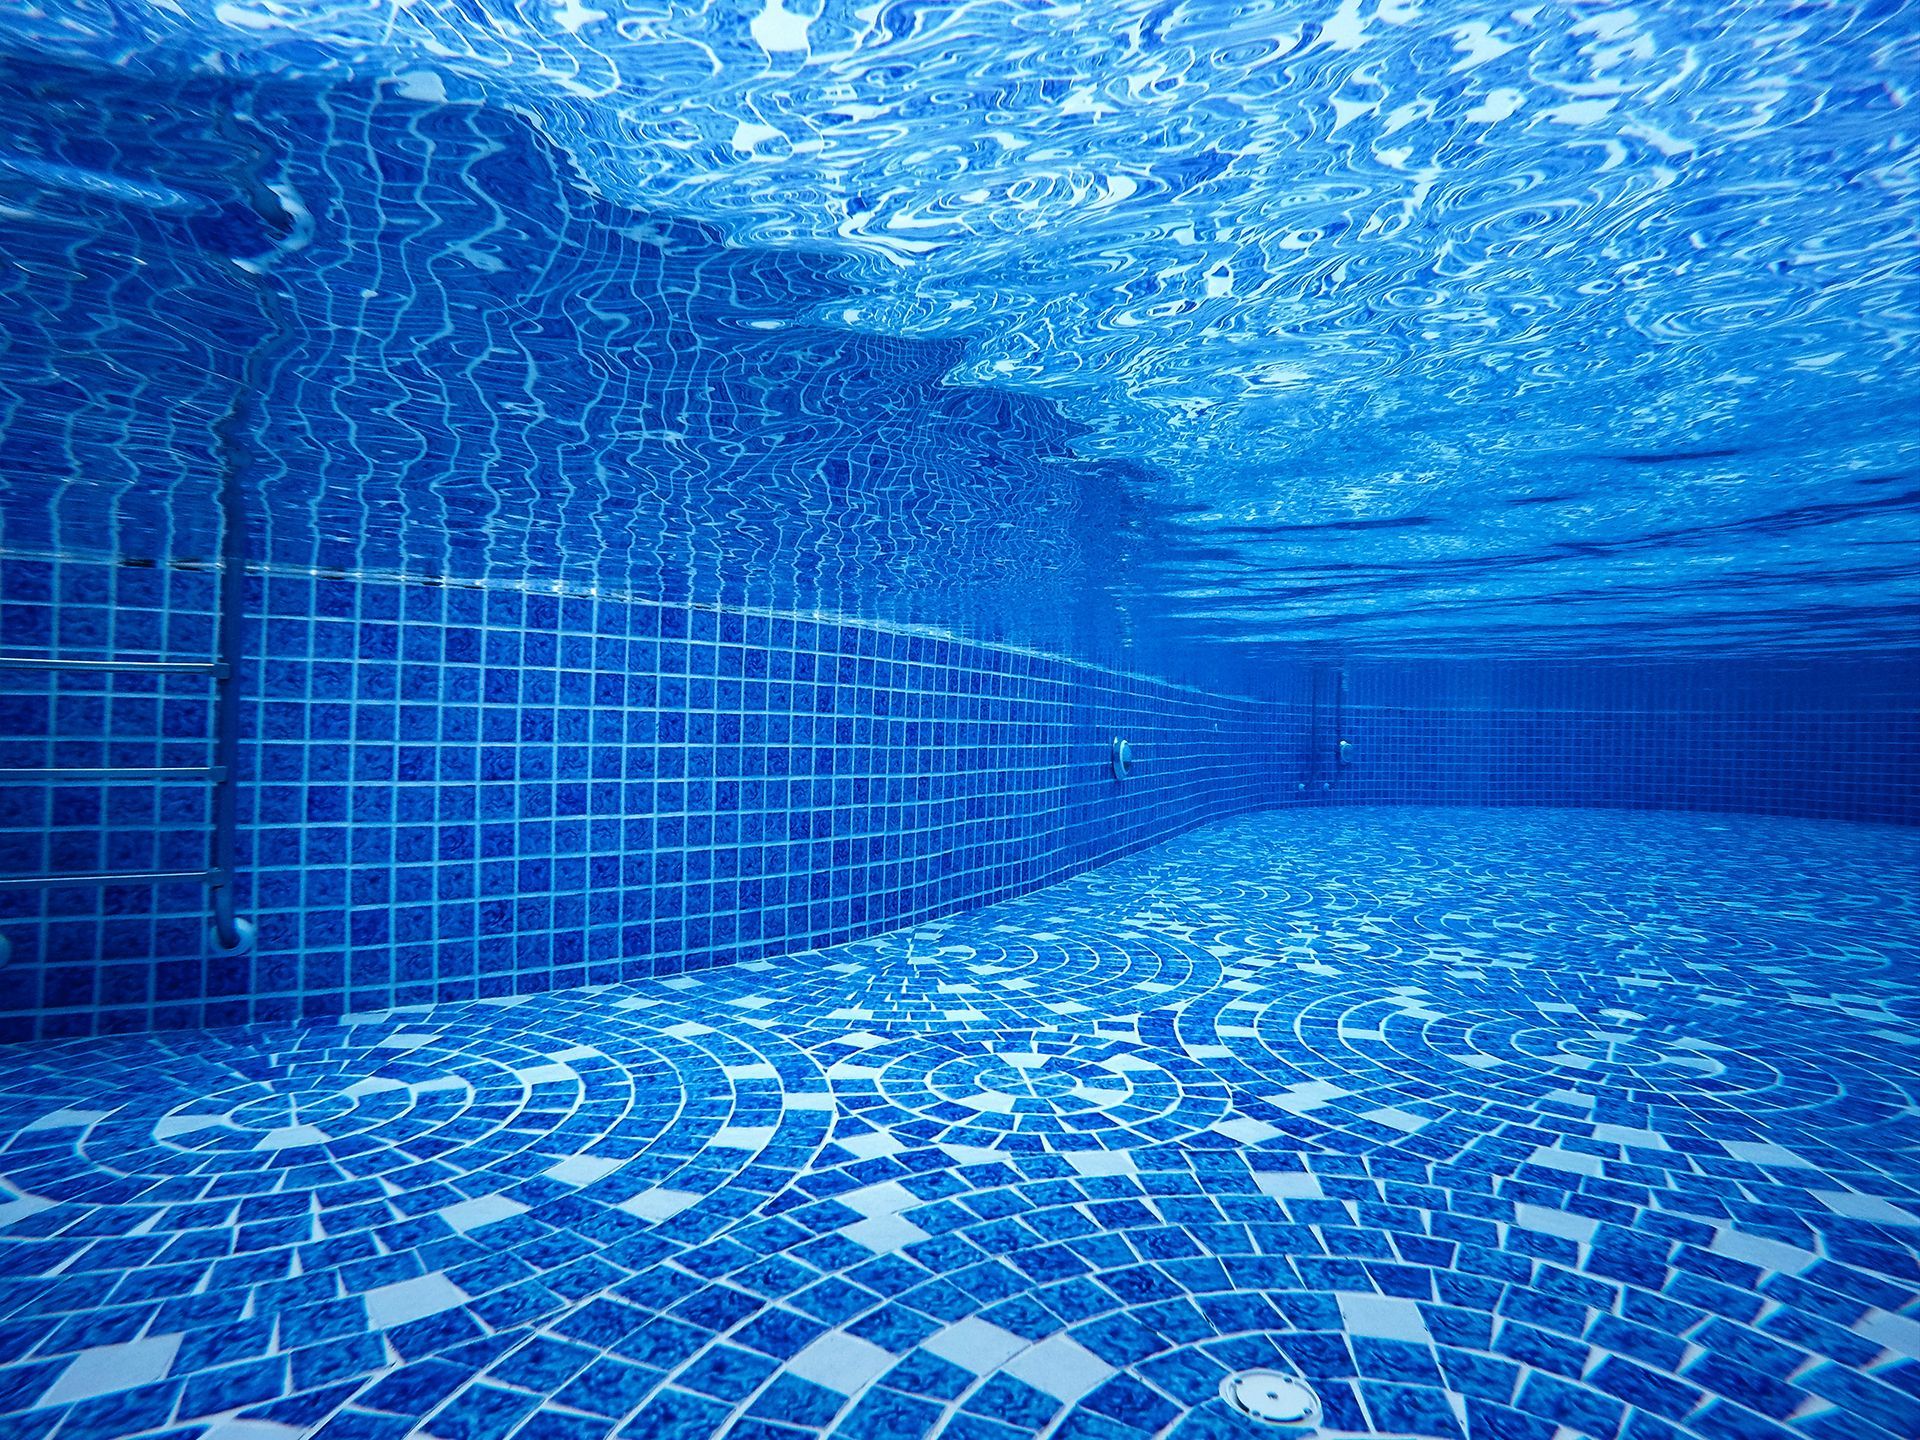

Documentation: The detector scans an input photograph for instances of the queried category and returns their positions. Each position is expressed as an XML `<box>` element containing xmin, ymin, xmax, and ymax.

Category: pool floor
<box><xmin>3</xmin><ymin>808</ymin><xmax>1918</xmax><ymax>1440</ymax></box>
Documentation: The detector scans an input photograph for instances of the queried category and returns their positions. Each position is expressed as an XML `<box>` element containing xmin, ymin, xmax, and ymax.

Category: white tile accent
<box><xmin>515</xmin><ymin>1063</ymin><xmax>577</xmax><ymax>1087</ymax></box>
<box><xmin>1211</xmin><ymin>1116</ymin><xmax>1282</xmax><ymax>1145</ymax></box>
<box><xmin>1002</xmin><ymin>1333</ymin><xmax>1115</xmax><ymax>1403</ymax></box>
<box><xmin>842</xmin><ymin>1181</ymin><xmax>921</xmax><ymax>1218</ymax></box>
<box><xmin>1254</xmin><ymin>1171</ymin><xmax>1324</xmax><ymax>1200</ymax></box>
<box><xmin>1528</xmin><ymin>1144</ymin><xmax>1605</xmax><ymax>1177</ymax></box>
<box><xmin>1064</xmin><ymin>1151</ymin><xmax>1137</xmax><ymax>1178</ymax></box>
<box><xmin>1857</xmin><ymin>1308</ymin><xmax>1920</xmax><ymax>1359</ymax></box>
<box><xmin>543</xmin><ymin>1154</ymin><xmax>625</xmax><ymax>1186</ymax></box>
<box><xmin>196</xmin><ymin>1421</ymin><xmax>308</xmax><ymax>1440</ymax></box>
<box><xmin>1592</xmin><ymin>1124</ymin><xmax>1670</xmax><ymax>1151</ymax></box>
<box><xmin>1721</xmin><ymin>1140</ymin><xmax>1815</xmax><ymax>1168</ymax></box>
<box><xmin>1709</xmin><ymin>1225</ymin><xmax>1818</xmax><ymax>1273</ymax></box>
<box><xmin>1337</xmin><ymin>1292</ymin><xmax>1433</xmax><ymax>1345</ymax></box>
<box><xmin>618</xmin><ymin>1188</ymin><xmax>699</xmax><ymax>1222</ymax></box>
<box><xmin>25</xmin><ymin>1109</ymin><xmax>113</xmax><ymax>1132</ymax></box>
<box><xmin>958</xmin><ymin>1091</ymin><xmax>1017</xmax><ymax>1115</ymax></box>
<box><xmin>1815</xmin><ymin>1190</ymin><xmax>1920</xmax><ymax>1226</ymax></box>
<box><xmin>255</xmin><ymin>1124</ymin><xmax>331</xmax><ymax>1151</ymax></box>
<box><xmin>364</xmin><ymin>1272</ymin><xmax>469</xmax><ymax>1330</ymax></box>
<box><xmin>152</xmin><ymin>1114</ymin><xmax>228</xmax><ymax>1140</ymax></box>
<box><xmin>1265</xmin><ymin>1081</ymin><xmax>1349</xmax><ymax>1114</ymax></box>
<box><xmin>923</xmin><ymin>1318</ymin><xmax>1028</xmax><ymax>1375</ymax></box>
<box><xmin>724</xmin><ymin>1063</ymin><xmax>778</xmax><ymax>1080</ymax></box>
<box><xmin>786</xmin><ymin>1331</ymin><xmax>895</xmax><ymax>1395</ymax></box>
<box><xmin>708</xmin><ymin>1125</ymin><xmax>776</xmax><ymax>1149</ymax></box>
<box><xmin>38</xmin><ymin>1333</ymin><xmax>181</xmax><ymax>1408</ymax></box>
<box><xmin>0</xmin><ymin>1194</ymin><xmax>55</xmax><ymax>1230</ymax></box>
<box><xmin>836</xmin><ymin>1130</ymin><xmax>906</xmax><ymax>1160</ymax></box>
<box><xmin>1512</xmin><ymin>1204</ymin><xmax>1598</xmax><ymax>1244</ymax></box>
<box><xmin>438</xmin><ymin>1195</ymin><xmax>529</xmax><ymax>1232</ymax></box>
<box><xmin>842</xmin><ymin>1214</ymin><xmax>930</xmax><ymax>1253</ymax></box>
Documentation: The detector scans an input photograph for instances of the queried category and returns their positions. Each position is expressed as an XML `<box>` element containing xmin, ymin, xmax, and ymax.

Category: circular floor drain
<box><xmin>1220</xmin><ymin>1368</ymin><xmax>1322</xmax><ymax>1428</ymax></box>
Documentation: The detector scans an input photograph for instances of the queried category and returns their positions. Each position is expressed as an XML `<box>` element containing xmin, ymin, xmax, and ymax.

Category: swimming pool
<box><xmin>3</xmin><ymin>809</ymin><xmax>1917</xmax><ymax>1438</ymax></box>
<box><xmin>2</xmin><ymin>3</ymin><xmax>1918</xmax><ymax>1438</ymax></box>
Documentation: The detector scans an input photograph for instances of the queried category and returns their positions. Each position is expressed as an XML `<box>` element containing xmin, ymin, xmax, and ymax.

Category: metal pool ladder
<box><xmin>0</xmin><ymin>466</ymin><xmax>254</xmax><ymax>956</ymax></box>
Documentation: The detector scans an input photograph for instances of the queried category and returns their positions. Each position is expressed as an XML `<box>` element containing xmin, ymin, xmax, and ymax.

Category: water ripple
<box><xmin>0</xmin><ymin>1</ymin><xmax>1915</xmax><ymax>660</ymax></box>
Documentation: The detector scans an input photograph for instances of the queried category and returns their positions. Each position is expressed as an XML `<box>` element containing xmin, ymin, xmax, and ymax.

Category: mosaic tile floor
<box><xmin>3</xmin><ymin>807</ymin><xmax>1919</xmax><ymax>1440</ymax></box>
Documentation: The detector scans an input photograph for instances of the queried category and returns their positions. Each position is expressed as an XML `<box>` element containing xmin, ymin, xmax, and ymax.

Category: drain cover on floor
<box><xmin>1220</xmin><ymin>1368</ymin><xmax>1322</xmax><ymax>1428</ymax></box>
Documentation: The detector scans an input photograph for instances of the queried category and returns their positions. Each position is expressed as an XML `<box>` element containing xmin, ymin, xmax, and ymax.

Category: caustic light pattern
<box><xmin>2</xmin><ymin>3</ymin><xmax>1917</xmax><ymax>659</ymax></box>
<box><xmin>2</xmin><ymin>808</ymin><xmax>1918</xmax><ymax>1439</ymax></box>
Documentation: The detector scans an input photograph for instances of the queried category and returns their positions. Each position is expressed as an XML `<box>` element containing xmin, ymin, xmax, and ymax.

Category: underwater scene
<box><xmin>0</xmin><ymin>4</ymin><xmax>1917</xmax><ymax>1440</ymax></box>
<box><xmin>2</xmin><ymin>0</ymin><xmax>1916</xmax><ymax>664</ymax></box>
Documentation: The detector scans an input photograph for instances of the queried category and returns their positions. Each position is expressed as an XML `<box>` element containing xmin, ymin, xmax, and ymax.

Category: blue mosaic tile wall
<box><xmin>6</xmin><ymin>554</ymin><xmax>1914</xmax><ymax>1047</ymax></box>
<box><xmin>1314</xmin><ymin>660</ymin><xmax>1920</xmax><ymax>828</ymax></box>
<box><xmin>0</xmin><ymin>559</ymin><xmax>1294</xmax><ymax>1042</ymax></box>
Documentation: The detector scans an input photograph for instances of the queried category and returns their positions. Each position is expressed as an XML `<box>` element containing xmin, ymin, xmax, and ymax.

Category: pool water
<box><xmin>3</xmin><ymin>6</ymin><xmax>1916</xmax><ymax>663</ymax></box>
<box><xmin>3</xmin><ymin>808</ymin><xmax>1916</xmax><ymax>1440</ymax></box>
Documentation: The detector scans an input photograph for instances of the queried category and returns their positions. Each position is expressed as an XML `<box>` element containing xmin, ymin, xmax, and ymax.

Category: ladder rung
<box><xmin>0</xmin><ymin>656</ymin><xmax>226</xmax><ymax>677</ymax></box>
<box><xmin>0</xmin><ymin>765</ymin><xmax>224</xmax><ymax>783</ymax></box>
<box><xmin>0</xmin><ymin>868</ymin><xmax>213</xmax><ymax>891</ymax></box>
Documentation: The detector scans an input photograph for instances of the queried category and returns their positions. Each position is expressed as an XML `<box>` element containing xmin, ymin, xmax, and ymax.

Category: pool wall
<box><xmin>6</xmin><ymin>561</ymin><xmax>1918</xmax><ymax>1042</ymax></box>
<box><xmin>1322</xmin><ymin>659</ymin><xmax>1920</xmax><ymax>827</ymax></box>
<box><xmin>0</xmin><ymin>561</ymin><xmax>1292</xmax><ymax>1041</ymax></box>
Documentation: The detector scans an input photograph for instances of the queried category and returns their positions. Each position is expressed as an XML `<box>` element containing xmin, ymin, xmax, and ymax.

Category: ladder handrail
<box><xmin>0</xmin><ymin>766</ymin><xmax>224</xmax><ymax>781</ymax></box>
<box><xmin>0</xmin><ymin>869</ymin><xmax>213</xmax><ymax>891</ymax></box>
<box><xmin>0</xmin><ymin>655</ymin><xmax>225</xmax><ymax>675</ymax></box>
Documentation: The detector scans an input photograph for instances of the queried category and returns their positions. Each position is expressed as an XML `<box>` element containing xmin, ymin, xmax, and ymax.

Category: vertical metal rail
<box><xmin>1334</xmin><ymin>666</ymin><xmax>1351</xmax><ymax>769</ymax></box>
<box><xmin>1299</xmin><ymin>665</ymin><xmax>1351</xmax><ymax>797</ymax></box>
<box><xmin>1305</xmin><ymin>668</ymin><xmax>1324</xmax><ymax>793</ymax></box>
<box><xmin>202</xmin><ymin>92</ymin><xmax>300</xmax><ymax>957</ymax></box>
<box><xmin>0</xmin><ymin>85</ymin><xmax>289</xmax><ymax>959</ymax></box>
<box><xmin>207</xmin><ymin>388</ymin><xmax>250</xmax><ymax>953</ymax></box>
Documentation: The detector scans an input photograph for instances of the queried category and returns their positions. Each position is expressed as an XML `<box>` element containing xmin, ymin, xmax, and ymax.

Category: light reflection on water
<box><xmin>0</xmin><ymin>2</ymin><xmax>1915</xmax><ymax>667</ymax></box>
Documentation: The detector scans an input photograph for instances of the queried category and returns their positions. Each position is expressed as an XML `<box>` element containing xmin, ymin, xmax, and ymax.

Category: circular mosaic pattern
<box><xmin>828</xmin><ymin>1030</ymin><xmax>1232</xmax><ymax>1154</ymax></box>
<box><xmin>1123</xmin><ymin>810</ymin><xmax>1920</xmax><ymax>1003</ymax></box>
<box><xmin>0</xmin><ymin>994</ymin><xmax>832</xmax><ymax>1402</ymax></box>
<box><xmin>680</xmin><ymin>922</ymin><xmax>1225</xmax><ymax>1032</ymax></box>
<box><xmin>1165</xmin><ymin>972</ymin><xmax>1920</xmax><ymax>1169</ymax></box>
<box><xmin>2</xmin><ymin>1006</ymin><xmax>827</xmax><ymax>1218</ymax></box>
<box><xmin>427</xmin><ymin>1145</ymin><xmax>1916</xmax><ymax>1440</ymax></box>
<box><xmin>4</xmin><ymin>809</ymin><xmax>1919</xmax><ymax>1439</ymax></box>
